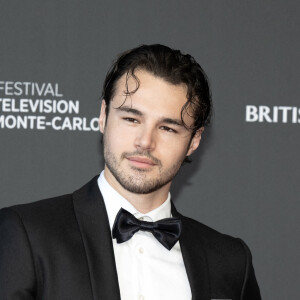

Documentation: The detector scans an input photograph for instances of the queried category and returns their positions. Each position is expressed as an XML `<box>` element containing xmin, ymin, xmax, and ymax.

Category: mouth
<box><xmin>126</xmin><ymin>156</ymin><xmax>157</xmax><ymax>168</ymax></box>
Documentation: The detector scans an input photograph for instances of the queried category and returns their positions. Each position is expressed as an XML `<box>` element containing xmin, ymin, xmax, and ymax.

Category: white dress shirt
<box><xmin>98</xmin><ymin>171</ymin><xmax>192</xmax><ymax>300</ymax></box>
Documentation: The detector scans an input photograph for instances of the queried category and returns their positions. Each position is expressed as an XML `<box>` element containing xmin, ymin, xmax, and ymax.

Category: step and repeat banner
<box><xmin>1</xmin><ymin>1</ymin><xmax>299</xmax><ymax>299</ymax></box>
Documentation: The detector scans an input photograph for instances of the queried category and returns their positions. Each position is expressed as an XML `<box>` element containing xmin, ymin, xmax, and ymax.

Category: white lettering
<box><xmin>29</xmin><ymin>99</ymin><xmax>39</xmax><ymax>113</ymax></box>
<box><xmin>23</xmin><ymin>82</ymin><xmax>31</xmax><ymax>95</ymax></box>
<box><xmin>0</xmin><ymin>81</ymin><xmax>100</xmax><ymax>131</ymax></box>
<box><xmin>246</xmin><ymin>105</ymin><xmax>258</xmax><ymax>122</ymax></box>
<box><xmin>43</xmin><ymin>99</ymin><xmax>52</xmax><ymax>113</ymax></box>
<box><xmin>90</xmin><ymin>118</ymin><xmax>99</xmax><ymax>131</ymax></box>
<box><xmin>68</xmin><ymin>100</ymin><xmax>79</xmax><ymax>114</ymax></box>
<box><xmin>35</xmin><ymin>83</ymin><xmax>45</xmax><ymax>96</ymax></box>
<box><xmin>273</xmin><ymin>106</ymin><xmax>278</xmax><ymax>122</ymax></box>
<box><xmin>246</xmin><ymin>105</ymin><xmax>300</xmax><ymax>124</ymax></box>
<box><xmin>37</xmin><ymin>116</ymin><xmax>46</xmax><ymax>130</ymax></box>
<box><xmin>258</xmin><ymin>106</ymin><xmax>272</xmax><ymax>123</ymax></box>
<box><xmin>292</xmin><ymin>107</ymin><xmax>297</xmax><ymax>123</ymax></box>
<box><xmin>11</xmin><ymin>99</ymin><xmax>20</xmax><ymax>112</ymax></box>
<box><xmin>278</xmin><ymin>106</ymin><xmax>292</xmax><ymax>123</ymax></box>
<box><xmin>52</xmin><ymin>117</ymin><xmax>62</xmax><ymax>130</ymax></box>
<box><xmin>61</xmin><ymin>117</ymin><xmax>73</xmax><ymax>130</ymax></box>
<box><xmin>2</xmin><ymin>98</ymin><xmax>11</xmax><ymax>112</ymax></box>
<box><xmin>27</xmin><ymin>116</ymin><xmax>36</xmax><ymax>129</ymax></box>
<box><xmin>17</xmin><ymin>116</ymin><xmax>27</xmax><ymax>129</ymax></box>
<box><xmin>5</xmin><ymin>82</ymin><xmax>13</xmax><ymax>95</ymax></box>
<box><xmin>44</xmin><ymin>83</ymin><xmax>55</xmax><ymax>96</ymax></box>
<box><xmin>82</xmin><ymin>118</ymin><xmax>91</xmax><ymax>131</ymax></box>
<box><xmin>52</xmin><ymin>100</ymin><xmax>57</xmax><ymax>113</ymax></box>
<box><xmin>14</xmin><ymin>82</ymin><xmax>23</xmax><ymax>96</ymax></box>
<box><xmin>55</xmin><ymin>84</ymin><xmax>63</xmax><ymax>97</ymax></box>
<box><xmin>57</xmin><ymin>100</ymin><xmax>68</xmax><ymax>114</ymax></box>
<box><xmin>20</xmin><ymin>99</ymin><xmax>29</xmax><ymax>112</ymax></box>
<box><xmin>5</xmin><ymin>115</ymin><xmax>16</xmax><ymax>128</ymax></box>
<box><xmin>0</xmin><ymin>81</ymin><xmax>64</xmax><ymax>97</ymax></box>
<box><xmin>0</xmin><ymin>115</ymin><xmax>4</xmax><ymax>128</ymax></box>
<box><xmin>72</xmin><ymin>117</ymin><xmax>82</xmax><ymax>130</ymax></box>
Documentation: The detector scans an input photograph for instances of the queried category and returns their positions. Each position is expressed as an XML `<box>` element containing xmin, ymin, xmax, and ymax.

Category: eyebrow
<box><xmin>116</xmin><ymin>106</ymin><xmax>143</xmax><ymax>116</ymax></box>
<box><xmin>162</xmin><ymin>118</ymin><xmax>184</xmax><ymax>127</ymax></box>
<box><xmin>117</xmin><ymin>106</ymin><xmax>184</xmax><ymax>127</ymax></box>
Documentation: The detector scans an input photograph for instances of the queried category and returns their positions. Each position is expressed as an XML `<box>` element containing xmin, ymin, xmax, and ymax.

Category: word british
<box><xmin>246</xmin><ymin>105</ymin><xmax>300</xmax><ymax>123</ymax></box>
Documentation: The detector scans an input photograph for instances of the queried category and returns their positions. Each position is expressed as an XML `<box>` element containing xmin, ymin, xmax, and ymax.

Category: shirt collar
<box><xmin>97</xmin><ymin>171</ymin><xmax>172</xmax><ymax>231</ymax></box>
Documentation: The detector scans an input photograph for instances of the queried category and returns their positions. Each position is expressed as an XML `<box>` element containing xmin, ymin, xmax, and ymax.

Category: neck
<box><xmin>103</xmin><ymin>167</ymin><xmax>171</xmax><ymax>214</ymax></box>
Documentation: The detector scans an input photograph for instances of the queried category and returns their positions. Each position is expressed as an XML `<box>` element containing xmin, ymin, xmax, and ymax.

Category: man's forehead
<box><xmin>114</xmin><ymin>69</ymin><xmax>187</xmax><ymax>96</ymax></box>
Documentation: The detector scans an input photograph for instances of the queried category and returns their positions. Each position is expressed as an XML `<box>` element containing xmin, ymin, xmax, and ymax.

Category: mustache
<box><xmin>121</xmin><ymin>151</ymin><xmax>162</xmax><ymax>166</ymax></box>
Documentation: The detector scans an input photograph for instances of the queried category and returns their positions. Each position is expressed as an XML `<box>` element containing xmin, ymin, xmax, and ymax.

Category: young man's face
<box><xmin>99</xmin><ymin>70</ymin><xmax>202</xmax><ymax>194</ymax></box>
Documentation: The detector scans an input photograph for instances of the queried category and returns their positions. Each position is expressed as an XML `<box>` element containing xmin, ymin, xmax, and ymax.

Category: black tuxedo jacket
<box><xmin>0</xmin><ymin>176</ymin><xmax>261</xmax><ymax>300</ymax></box>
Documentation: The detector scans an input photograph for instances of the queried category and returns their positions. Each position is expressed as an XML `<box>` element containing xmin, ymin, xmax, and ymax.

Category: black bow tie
<box><xmin>112</xmin><ymin>208</ymin><xmax>182</xmax><ymax>250</ymax></box>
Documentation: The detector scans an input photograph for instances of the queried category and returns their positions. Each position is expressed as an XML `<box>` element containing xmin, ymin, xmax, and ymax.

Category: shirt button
<box><xmin>139</xmin><ymin>217</ymin><xmax>145</xmax><ymax>221</ymax></box>
<box><xmin>138</xmin><ymin>295</ymin><xmax>144</xmax><ymax>300</ymax></box>
<box><xmin>139</xmin><ymin>247</ymin><xmax>144</xmax><ymax>254</ymax></box>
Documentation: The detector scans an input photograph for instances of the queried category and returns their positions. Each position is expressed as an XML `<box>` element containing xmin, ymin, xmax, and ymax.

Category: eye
<box><xmin>160</xmin><ymin>126</ymin><xmax>177</xmax><ymax>133</ymax></box>
<box><xmin>123</xmin><ymin>117</ymin><xmax>139</xmax><ymax>123</ymax></box>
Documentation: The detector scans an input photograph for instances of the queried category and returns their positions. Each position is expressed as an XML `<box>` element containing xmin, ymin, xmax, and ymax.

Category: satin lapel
<box><xmin>172</xmin><ymin>203</ymin><xmax>211</xmax><ymax>300</ymax></box>
<box><xmin>73</xmin><ymin>176</ymin><xmax>121</xmax><ymax>300</ymax></box>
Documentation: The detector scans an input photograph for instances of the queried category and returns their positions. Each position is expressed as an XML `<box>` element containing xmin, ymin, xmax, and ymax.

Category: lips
<box><xmin>126</xmin><ymin>156</ymin><xmax>156</xmax><ymax>166</ymax></box>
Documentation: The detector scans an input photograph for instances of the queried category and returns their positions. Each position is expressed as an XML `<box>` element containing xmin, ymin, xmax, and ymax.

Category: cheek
<box><xmin>104</xmin><ymin>123</ymin><xmax>134</xmax><ymax>151</ymax></box>
<box><xmin>158</xmin><ymin>137</ymin><xmax>190</xmax><ymax>161</ymax></box>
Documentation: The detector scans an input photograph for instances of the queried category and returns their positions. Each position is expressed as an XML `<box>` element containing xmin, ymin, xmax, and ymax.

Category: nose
<box><xmin>134</xmin><ymin>124</ymin><xmax>156</xmax><ymax>151</ymax></box>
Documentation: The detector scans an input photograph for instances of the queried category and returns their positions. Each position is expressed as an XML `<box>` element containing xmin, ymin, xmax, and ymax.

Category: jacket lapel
<box><xmin>172</xmin><ymin>203</ymin><xmax>211</xmax><ymax>300</ymax></box>
<box><xmin>73</xmin><ymin>176</ymin><xmax>121</xmax><ymax>300</ymax></box>
<box><xmin>71</xmin><ymin>177</ymin><xmax>210</xmax><ymax>300</ymax></box>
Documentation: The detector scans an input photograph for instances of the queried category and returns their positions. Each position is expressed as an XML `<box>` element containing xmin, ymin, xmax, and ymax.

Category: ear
<box><xmin>186</xmin><ymin>127</ymin><xmax>204</xmax><ymax>156</ymax></box>
<box><xmin>99</xmin><ymin>100</ymin><xmax>107</xmax><ymax>133</ymax></box>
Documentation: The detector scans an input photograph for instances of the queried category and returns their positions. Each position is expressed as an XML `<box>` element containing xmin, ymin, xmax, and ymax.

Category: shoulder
<box><xmin>1</xmin><ymin>193</ymin><xmax>73</xmax><ymax>223</ymax></box>
<box><xmin>0</xmin><ymin>175</ymin><xmax>101</xmax><ymax>238</ymax></box>
<box><xmin>180</xmin><ymin>214</ymin><xmax>251</xmax><ymax>264</ymax></box>
<box><xmin>179</xmin><ymin>214</ymin><xmax>256</xmax><ymax>295</ymax></box>
<box><xmin>181</xmin><ymin>214</ymin><xmax>239</xmax><ymax>240</ymax></box>
<box><xmin>0</xmin><ymin>175</ymin><xmax>101</xmax><ymax>233</ymax></box>
<box><xmin>0</xmin><ymin>193</ymin><xmax>76</xmax><ymax>241</ymax></box>
<box><xmin>180</xmin><ymin>215</ymin><xmax>261</xmax><ymax>299</ymax></box>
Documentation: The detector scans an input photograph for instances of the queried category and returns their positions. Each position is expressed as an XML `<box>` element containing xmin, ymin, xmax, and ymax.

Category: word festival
<box><xmin>0</xmin><ymin>81</ymin><xmax>63</xmax><ymax>97</ymax></box>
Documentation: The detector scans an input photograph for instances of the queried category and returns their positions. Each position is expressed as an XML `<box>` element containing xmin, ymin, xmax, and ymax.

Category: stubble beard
<box><xmin>103</xmin><ymin>134</ymin><xmax>184</xmax><ymax>194</ymax></box>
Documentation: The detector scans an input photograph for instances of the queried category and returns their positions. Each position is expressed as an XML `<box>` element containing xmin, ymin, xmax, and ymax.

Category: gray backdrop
<box><xmin>1</xmin><ymin>1</ymin><xmax>299</xmax><ymax>299</ymax></box>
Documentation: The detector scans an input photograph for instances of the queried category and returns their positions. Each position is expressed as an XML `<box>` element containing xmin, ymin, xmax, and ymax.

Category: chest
<box><xmin>113</xmin><ymin>231</ymin><xmax>192</xmax><ymax>300</ymax></box>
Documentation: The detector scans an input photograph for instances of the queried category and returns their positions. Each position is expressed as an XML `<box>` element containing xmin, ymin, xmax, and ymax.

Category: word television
<box><xmin>0</xmin><ymin>98</ymin><xmax>79</xmax><ymax>114</ymax></box>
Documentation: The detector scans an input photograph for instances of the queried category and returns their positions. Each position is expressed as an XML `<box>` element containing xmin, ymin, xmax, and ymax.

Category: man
<box><xmin>0</xmin><ymin>44</ymin><xmax>261</xmax><ymax>300</ymax></box>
